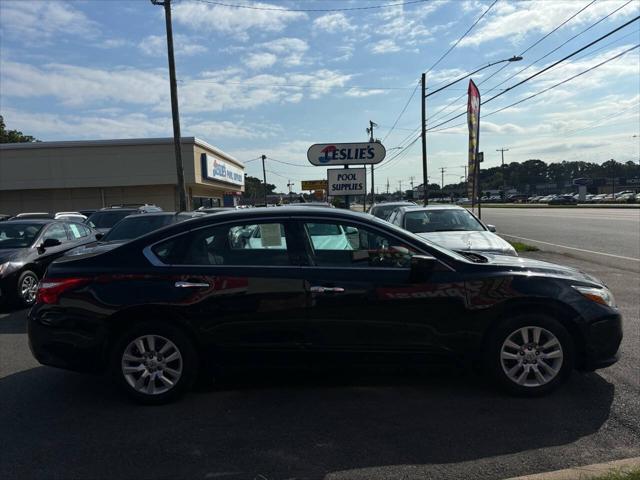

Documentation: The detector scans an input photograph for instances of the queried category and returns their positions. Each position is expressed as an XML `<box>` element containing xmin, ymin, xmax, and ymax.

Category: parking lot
<box><xmin>1</xmin><ymin>250</ymin><xmax>638</xmax><ymax>480</ymax></box>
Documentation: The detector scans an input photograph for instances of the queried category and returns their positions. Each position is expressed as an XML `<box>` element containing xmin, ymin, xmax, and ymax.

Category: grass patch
<box><xmin>510</xmin><ymin>241</ymin><xmax>540</xmax><ymax>252</ymax></box>
<box><xmin>589</xmin><ymin>467</ymin><xmax>640</xmax><ymax>480</ymax></box>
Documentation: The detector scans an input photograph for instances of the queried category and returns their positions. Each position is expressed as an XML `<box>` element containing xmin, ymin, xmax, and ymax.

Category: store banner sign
<box><xmin>301</xmin><ymin>180</ymin><xmax>328</xmax><ymax>191</ymax></box>
<box><xmin>307</xmin><ymin>142</ymin><xmax>386</xmax><ymax>166</ymax></box>
<box><xmin>327</xmin><ymin>168</ymin><xmax>366</xmax><ymax>196</ymax></box>
<box><xmin>201</xmin><ymin>153</ymin><xmax>244</xmax><ymax>186</ymax></box>
<box><xmin>467</xmin><ymin>79</ymin><xmax>481</xmax><ymax>201</ymax></box>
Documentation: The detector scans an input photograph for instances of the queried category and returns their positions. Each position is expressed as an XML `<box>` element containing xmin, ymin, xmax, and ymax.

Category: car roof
<box><xmin>371</xmin><ymin>201</ymin><xmax>415</xmax><ymax>207</ymax></box>
<box><xmin>4</xmin><ymin>219</ymin><xmax>57</xmax><ymax>225</ymax></box>
<box><xmin>399</xmin><ymin>204</ymin><xmax>464</xmax><ymax>212</ymax></box>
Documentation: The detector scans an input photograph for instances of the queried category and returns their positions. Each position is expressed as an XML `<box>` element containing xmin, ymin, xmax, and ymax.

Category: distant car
<box><xmin>548</xmin><ymin>195</ymin><xmax>577</xmax><ymax>205</ymax></box>
<box><xmin>85</xmin><ymin>205</ymin><xmax>163</xmax><ymax>234</ymax></box>
<box><xmin>12</xmin><ymin>212</ymin><xmax>53</xmax><ymax>219</ymax></box>
<box><xmin>78</xmin><ymin>209</ymin><xmax>98</xmax><ymax>217</ymax></box>
<box><xmin>388</xmin><ymin>205</ymin><xmax>517</xmax><ymax>256</ymax></box>
<box><xmin>55</xmin><ymin>212</ymin><xmax>87</xmax><ymax>222</ymax></box>
<box><xmin>0</xmin><ymin>214</ymin><xmax>11</xmax><ymax>222</ymax></box>
<box><xmin>368</xmin><ymin>201</ymin><xmax>417</xmax><ymax>220</ymax></box>
<box><xmin>66</xmin><ymin>212</ymin><xmax>204</xmax><ymax>257</ymax></box>
<box><xmin>507</xmin><ymin>194</ymin><xmax>529</xmax><ymax>203</ymax></box>
<box><xmin>0</xmin><ymin>219</ymin><xmax>98</xmax><ymax>305</ymax></box>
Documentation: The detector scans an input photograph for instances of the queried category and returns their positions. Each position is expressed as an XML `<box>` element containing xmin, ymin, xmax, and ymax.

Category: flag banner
<box><xmin>467</xmin><ymin>79</ymin><xmax>481</xmax><ymax>204</ymax></box>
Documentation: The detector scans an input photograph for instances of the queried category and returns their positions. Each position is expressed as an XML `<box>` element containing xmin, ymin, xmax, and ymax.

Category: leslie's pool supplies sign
<box><xmin>307</xmin><ymin>143</ymin><xmax>386</xmax><ymax>166</ymax></box>
<box><xmin>327</xmin><ymin>168</ymin><xmax>366</xmax><ymax>196</ymax></box>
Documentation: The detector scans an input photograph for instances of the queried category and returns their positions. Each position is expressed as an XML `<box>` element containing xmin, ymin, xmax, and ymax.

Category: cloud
<box><xmin>172</xmin><ymin>1</ymin><xmax>306</xmax><ymax>40</ymax></box>
<box><xmin>243</xmin><ymin>52</ymin><xmax>278</xmax><ymax>70</ymax></box>
<box><xmin>371</xmin><ymin>39</ymin><xmax>402</xmax><ymax>54</ymax></box>
<box><xmin>0</xmin><ymin>0</ymin><xmax>98</xmax><ymax>42</ymax></box>
<box><xmin>0</xmin><ymin>60</ymin><xmax>353</xmax><ymax>113</ymax></box>
<box><xmin>344</xmin><ymin>88</ymin><xmax>386</xmax><ymax>97</ymax></box>
<box><xmin>138</xmin><ymin>34</ymin><xmax>207</xmax><ymax>57</ymax></box>
<box><xmin>313</xmin><ymin>12</ymin><xmax>356</xmax><ymax>32</ymax></box>
<box><xmin>187</xmin><ymin>119</ymin><xmax>282</xmax><ymax>140</ymax></box>
<box><xmin>459</xmin><ymin>0</ymin><xmax>639</xmax><ymax>47</ymax></box>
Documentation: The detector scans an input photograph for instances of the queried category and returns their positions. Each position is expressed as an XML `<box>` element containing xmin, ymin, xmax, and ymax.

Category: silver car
<box><xmin>387</xmin><ymin>205</ymin><xmax>517</xmax><ymax>256</ymax></box>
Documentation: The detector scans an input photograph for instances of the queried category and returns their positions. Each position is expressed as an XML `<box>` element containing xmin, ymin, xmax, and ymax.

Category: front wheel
<box><xmin>17</xmin><ymin>270</ymin><xmax>39</xmax><ymax>307</ymax></box>
<box><xmin>111</xmin><ymin>322</ymin><xmax>198</xmax><ymax>404</ymax></box>
<box><xmin>485</xmin><ymin>314</ymin><xmax>575</xmax><ymax>396</ymax></box>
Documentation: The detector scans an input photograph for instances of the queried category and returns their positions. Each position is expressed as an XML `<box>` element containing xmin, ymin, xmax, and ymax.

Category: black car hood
<box><xmin>480</xmin><ymin>253</ymin><xmax>604</xmax><ymax>286</ymax></box>
<box><xmin>0</xmin><ymin>248</ymin><xmax>24</xmax><ymax>263</ymax></box>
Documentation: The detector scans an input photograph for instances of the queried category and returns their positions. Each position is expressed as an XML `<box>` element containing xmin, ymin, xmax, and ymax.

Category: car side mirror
<box><xmin>409</xmin><ymin>255</ymin><xmax>437</xmax><ymax>282</ymax></box>
<box><xmin>486</xmin><ymin>224</ymin><xmax>497</xmax><ymax>232</ymax></box>
<box><xmin>95</xmin><ymin>233</ymin><xmax>104</xmax><ymax>241</ymax></box>
<box><xmin>39</xmin><ymin>238</ymin><xmax>61</xmax><ymax>251</ymax></box>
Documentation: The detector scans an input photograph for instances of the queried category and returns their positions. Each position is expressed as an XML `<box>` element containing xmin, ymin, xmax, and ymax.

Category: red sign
<box><xmin>467</xmin><ymin>79</ymin><xmax>481</xmax><ymax>204</ymax></box>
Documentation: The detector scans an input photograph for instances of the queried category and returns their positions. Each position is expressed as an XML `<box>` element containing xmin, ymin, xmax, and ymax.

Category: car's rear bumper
<box><xmin>28</xmin><ymin>306</ymin><xmax>107</xmax><ymax>374</ymax></box>
<box><xmin>581</xmin><ymin>313</ymin><xmax>623</xmax><ymax>371</ymax></box>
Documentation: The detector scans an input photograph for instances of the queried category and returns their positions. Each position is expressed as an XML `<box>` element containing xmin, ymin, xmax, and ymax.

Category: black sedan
<box><xmin>0</xmin><ymin>219</ymin><xmax>99</xmax><ymax>306</ymax></box>
<box><xmin>28</xmin><ymin>207</ymin><xmax>622</xmax><ymax>404</ymax></box>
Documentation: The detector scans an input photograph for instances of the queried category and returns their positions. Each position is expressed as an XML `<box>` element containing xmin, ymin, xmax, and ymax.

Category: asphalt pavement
<box><xmin>481</xmin><ymin>208</ymin><xmax>640</xmax><ymax>268</ymax></box>
<box><xmin>1</xmin><ymin>251</ymin><xmax>638</xmax><ymax>480</ymax></box>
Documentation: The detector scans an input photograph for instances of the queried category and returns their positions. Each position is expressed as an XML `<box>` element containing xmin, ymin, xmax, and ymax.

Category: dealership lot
<box><xmin>1</xmin><ymin>251</ymin><xmax>638</xmax><ymax>480</ymax></box>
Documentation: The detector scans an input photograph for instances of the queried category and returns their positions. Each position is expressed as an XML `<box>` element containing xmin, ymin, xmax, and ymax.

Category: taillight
<box><xmin>35</xmin><ymin>278</ymin><xmax>90</xmax><ymax>305</ymax></box>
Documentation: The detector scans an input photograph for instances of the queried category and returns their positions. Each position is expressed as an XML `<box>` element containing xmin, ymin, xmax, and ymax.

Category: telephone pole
<box><xmin>421</xmin><ymin>73</ymin><xmax>429</xmax><ymax>206</ymax></box>
<box><xmin>287</xmin><ymin>179</ymin><xmax>294</xmax><ymax>204</ymax></box>
<box><xmin>151</xmin><ymin>0</ymin><xmax>187</xmax><ymax>211</ymax></box>
<box><xmin>386</xmin><ymin>178</ymin><xmax>390</xmax><ymax>195</ymax></box>
<box><xmin>497</xmin><ymin>148</ymin><xmax>509</xmax><ymax>197</ymax></box>
<box><xmin>440</xmin><ymin>167</ymin><xmax>446</xmax><ymax>189</ymax></box>
<box><xmin>367</xmin><ymin>120</ymin><xmax>378</xmax><ymax>206</ymax></box>
<box><xmin>261</xmin><ymin>154</ymin><xmax>268</xmax><ymax>205</ymax></box>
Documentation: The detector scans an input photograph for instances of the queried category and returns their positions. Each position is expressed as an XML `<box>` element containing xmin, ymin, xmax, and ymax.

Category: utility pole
<box><xmin>261</xmin><ymin>154</ymin><xmax>267</xmax><ymax>206</ymax></box>
<box><xmin>497</xmin><ymin>148</ymin><xmax>509</xmax><ymax>198</ymax></box>
<box><xmin>151</xmin><ymin>0</ymin><xmax>187</xmax><ymax>211</ymax></box>
<box><xmin>386</xmin><ymin>178</ymin><xmax>390</xmax><ymax>195</ymax></box>
<box><xmin>398</xmin><ymin>180</ymin><xmax>403</xmax><ymax>198</ymax></box>
<box><xmin>367</xmin><ymin>120</ymin><xmax>378</xmax><ymax>208</ymax></box>
<box><xmin>440</xmin><ymin>167</ymin><xmax>446</xmax><ymax>190</ymax></box>
<box><xmin>421</xmin><ymin>73</ymin><xmax>429</xmax><ymax>206</ymax></box>
<box><xmin>287</xmin><ymin>179</ymin><xmax>293</xmax><ymax>204</ymax></box>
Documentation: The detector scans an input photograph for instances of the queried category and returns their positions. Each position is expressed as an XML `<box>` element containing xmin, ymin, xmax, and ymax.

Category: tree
<box><xmin>0</xmin><ymin>115</ymin><xmax>38</xmax><ymax>143</ymax></box>
<box><xmin>242</xmin><ymin>175</ymin><xmax>276</xmax><ymax>201</ymax></box>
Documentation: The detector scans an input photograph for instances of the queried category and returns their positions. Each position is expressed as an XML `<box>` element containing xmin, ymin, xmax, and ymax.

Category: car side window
<box><xmin>43</xmin><ymin>223</ymin><xmax>68</xmax><ymax>243</ymax></box>
<box><xmin>152</xmin><ymin>221</ymin><xmax>292</xmax><ymax>266</ymax></box>
<box><xmin>67</xmin><ymin>223</ymin><xmax>87</xmax><ymax>240</ymax></box>
<box><xmin>302</xmin><ymin>221</ymin><xmax>416</xmax><ymax>268</ymax></box>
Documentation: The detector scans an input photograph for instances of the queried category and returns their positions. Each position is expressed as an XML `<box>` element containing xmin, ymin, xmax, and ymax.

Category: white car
<box><xmin>54</xmin><ymin>211</ymin><xmax>87</xmax><ymax>222</ymax></box>
<box><xmin>387</xmin><ymin>205</ymin><xmax>517</xmax><ymax>256</ymax></box>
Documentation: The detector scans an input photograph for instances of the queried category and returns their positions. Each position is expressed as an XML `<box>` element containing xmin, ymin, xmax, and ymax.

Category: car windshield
<box><xmin>372</xmin><ymin>204</ymin><xmax>408</xmax><ymax>219</ymax></box>
<box><xmin>403</xmin><ymin>209</ymin><xmax>484</xmax><ymax>233</ymax></box>
<box><xmin>0</xmin><ymin>223</ymin><xmax>44</xmax><ymax>248</ymax></box>
<box><xmin>103</xmin><ymin>215</ymin><xmax>173</xmax><ymax>242</ymax></box>
<box><xmin>86</xmin><ymin>211</ymin><xmax>134</xmax><ymax>229</ymax></box>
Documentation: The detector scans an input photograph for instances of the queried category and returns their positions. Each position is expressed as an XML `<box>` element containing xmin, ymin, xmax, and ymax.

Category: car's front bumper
<box><xmin>581</xmin><ymin>313</ymin><xmax>623</xmax><ymax>371</ymax></box>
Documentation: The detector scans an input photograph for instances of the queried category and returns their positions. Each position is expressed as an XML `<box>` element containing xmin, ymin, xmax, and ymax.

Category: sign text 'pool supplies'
<box><xmin>328</xmin><ymin>168</ymin><xmax>366</xmax><ymax>196</ymax></box>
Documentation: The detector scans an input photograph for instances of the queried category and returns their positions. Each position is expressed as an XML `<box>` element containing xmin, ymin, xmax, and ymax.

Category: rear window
<box><xmin>103</xmin><ymin>215</ymin><xmax>173</xmax><ymax>241</ymax></box>
<box><xmin>86</xmin><ymin>211</ymin><xmax>134</xmax><ymax>229</ymax></box>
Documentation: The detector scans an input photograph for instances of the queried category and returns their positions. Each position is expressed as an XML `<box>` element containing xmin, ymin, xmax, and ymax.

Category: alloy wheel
<box><xmin>500</xmin><ymin>326</ymin><xmax>563</xmax><ymax>388</ymax></box>
<box><xmin>21</xmin><ymin>275</ymin><xmax>38</xmax><ymax>304</ymax></box>
<box><xmin>121</xmin><ymin>335</ymin><xmax>183</xmax><ymax>395</ymax></box>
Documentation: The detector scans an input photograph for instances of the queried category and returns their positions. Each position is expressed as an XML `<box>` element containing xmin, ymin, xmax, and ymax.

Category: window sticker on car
<box><xmin>259</xmin><ymin>224</ymin><xmax>283</xmax><ymax>247</ymax></box>
<box><xmin>69</xmin><ymin>224</ymin><xmax>81</xmax><ymax>238</ymax></box>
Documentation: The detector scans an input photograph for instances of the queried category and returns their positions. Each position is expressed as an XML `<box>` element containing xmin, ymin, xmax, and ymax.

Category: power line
<box><xmin>180</xmin><ymin>79</ymin><xmax>417</xmax><ymax>90</ymax></box>
<box><xmin>382</xmin><ymin>0</ymin><xmax>497</xmax><ymax>142</ymax></box>
<box><xmin>425</xmin><ymin>0</ymin><xmax>601</xmax><ymax>126</ymax></box>
<box><xmin>266</xmin><ymin>156</ymin><xmax>316</xmax><ymax>168</ymax></box>
<box><xmin>427</xmin><ymin>43</ymin><xmax>640</xmax><ymax>134</ymax></box>
<box><xmin>191</xmin><ymin>0</ymin><xmax>430</xmax><ymax>12</ymax></box>
<box><xmin>425</xmin><ymin>15</ymin><xmax>640</xmax><ymax>132</ymax></box>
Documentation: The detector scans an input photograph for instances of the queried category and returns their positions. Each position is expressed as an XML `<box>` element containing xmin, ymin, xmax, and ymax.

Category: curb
<box><xmin>504</xmin><ymin>457</ymin><xmax>640</xmax><ymax>480</ymax></box>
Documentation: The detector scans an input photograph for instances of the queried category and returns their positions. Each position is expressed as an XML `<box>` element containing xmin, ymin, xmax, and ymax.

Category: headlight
<box><xmin>573</xmin><ymin>285</ymin><xmax>616</xmax><ymax>307</ymax></box>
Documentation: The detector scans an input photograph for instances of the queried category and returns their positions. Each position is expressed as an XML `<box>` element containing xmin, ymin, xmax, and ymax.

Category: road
<box><xmin>1</xmin><ymin>252</ymin><xmax>638</xmax><ymax>480</ymax></box>
<box><xmin>481</xmin><ymin>208</ymin><xmax>640</xmax><ymax>266</ymax></box>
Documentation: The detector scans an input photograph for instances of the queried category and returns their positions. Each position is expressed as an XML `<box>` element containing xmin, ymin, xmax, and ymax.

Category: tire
<box><xmin>110</xmin><ymin>321</ymin><xmax>198</xmax><ymax>405</ymax></box>
<box><xmin>484</xmin><ymin>314</ymin><xmax>575</xmax><ymax>396</ymax></box>
<box><xmin>17</xmin><ymin>270</ymin><xmax>39</xmax><ymax>307</ymax></box>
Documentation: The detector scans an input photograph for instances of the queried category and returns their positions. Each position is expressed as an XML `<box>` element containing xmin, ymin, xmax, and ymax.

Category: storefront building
<box><xmin>0</xmin><ymin>137</ymin><xmax>244</xmax><ymax>214</ymax></box>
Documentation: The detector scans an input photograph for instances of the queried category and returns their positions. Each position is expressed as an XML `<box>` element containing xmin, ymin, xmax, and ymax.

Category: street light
<box><xmin>420</xmin><ymin>55</ymin><xmax>523</xmax><ymax>206</ymax></box>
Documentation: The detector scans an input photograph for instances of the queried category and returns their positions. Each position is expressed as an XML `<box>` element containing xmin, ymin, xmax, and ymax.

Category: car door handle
<box><xmin>309</xmin><ymin>286</ymin><xmax>345</xmax><ymax>294</ymax></box>
<box><xmin>174</xmin><ymin>281</ymin><xmax>210</xmax><ymax>288</ymax></box>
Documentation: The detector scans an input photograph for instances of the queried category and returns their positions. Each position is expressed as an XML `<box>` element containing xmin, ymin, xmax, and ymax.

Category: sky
<box><xmin>1</xmin><ymin>0</ymin><xmax>639</xmax><ymax>193</ymax></box>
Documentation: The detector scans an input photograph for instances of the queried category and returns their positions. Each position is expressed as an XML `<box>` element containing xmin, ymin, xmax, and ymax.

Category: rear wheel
<box><xmin>17</xmin><ymin>270</ymin><xmax>39</xmax><ymax>307</ymax></box>
<box><xmin>111</xmin><ymin>322</ymin><xmax>198</xmax><ymax>404</ymax></box>
<box><xmin>485</xmin><ymin>314</ymin><xmax>574</xmax><ymax>396</ymax></box>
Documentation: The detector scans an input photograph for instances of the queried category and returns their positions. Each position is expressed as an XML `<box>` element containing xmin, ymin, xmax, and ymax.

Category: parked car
<box><xmin>548</xmin><ymin>195</ymin><xmax>577</xmax><ymax>205</ymax></box>
<box><xmin>0</xmin><ymin>219</ymin><xmax>99</xmax><ymax>305</ymax></box>
<box><xmin>66</xmin><ymin>212</ymin><xmax>205</xmax><ymax>257</ymax></box>
<box><xmin>12</xmin><ymin>212</ymin><xmax>53</xmax><ymax>219</ymax></box>
<box><xmin>387</xmin><ymin>205</ymin><xmax>517</xmax><ymax>256</ymax></box>
<box><xmin>78</xmin><ymin>209</ymin><xmax>98</xmax><ymax>217</ymax></box>
<box><xmin>0</xmin><ymin>214</ymin><xmax>11</xmax><ymax>222</ymax></box>
<box><xmin>55</xmin><ymin>212</ymin><xmax>88</xmax><ymax>222</ymax></box>
<box><xmin>85</xmin><ymin>205</ymin><xmax>163</xmax><ymax>234</ymax></box>
<box><xmin>507</xmin><ymin>194</ymin><xmax>529</xmax><ymax>203</ymax></box>
<box><xmin>28</xmin><ymin>207</ymin><xmax>622</xmax><ymax>403</ymax></box>
<box><xmin>368</xmin><ymin>201</ymin><xmax>417</xmax><ymax>220</ymax></box>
